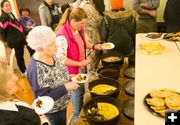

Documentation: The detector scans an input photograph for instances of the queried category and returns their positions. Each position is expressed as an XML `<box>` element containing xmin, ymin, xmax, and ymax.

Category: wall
<box><xmin>157</xmin><ymin>0</ymin><xmax>167</xmax><ymax>22</ymax></box>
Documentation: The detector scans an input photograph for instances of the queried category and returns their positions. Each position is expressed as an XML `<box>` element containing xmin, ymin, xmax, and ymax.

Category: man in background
<box><xmin>39</xmin><ymin>0</ymin><xmax>60</xmax><ymax>30</ymax></box>
<box><xmin>133</xmin><ymin>0</ymin><xmax>160</xmax><ymax>33</ymax></box>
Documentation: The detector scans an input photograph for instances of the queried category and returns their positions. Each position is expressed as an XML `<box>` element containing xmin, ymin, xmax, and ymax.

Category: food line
<box><xmin>135</xmin><ymin>33</ymin><xmax>180</xmax><ymax>125</ymax></box>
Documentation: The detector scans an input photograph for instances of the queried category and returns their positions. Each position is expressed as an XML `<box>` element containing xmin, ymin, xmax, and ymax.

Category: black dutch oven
<box><xmin>97</xmin><ymin>65</ymin><xmax>120</xmax><ymax>80</ymax></box>
<box><xmin>88</xmin><ymin>78</ymin><xmax>121</xmax><ymax>98</ymax></box>
<box><xmin>101</xmin><ymin>51</ymin><xmax>124</xmax><ymax>67</ymax></box>
<box><xmin>83</xmin><ymin>96</ymin><xmax>121</xmax><ymax>125</ymax></box>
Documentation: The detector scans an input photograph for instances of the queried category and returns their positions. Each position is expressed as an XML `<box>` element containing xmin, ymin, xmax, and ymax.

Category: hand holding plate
<box><xmin>65</xmin><ymin>81</ymin><xmax>79</xmax><ymax>91</ymax></box>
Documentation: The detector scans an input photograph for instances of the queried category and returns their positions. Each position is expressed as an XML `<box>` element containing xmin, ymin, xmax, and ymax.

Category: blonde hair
<box><xmin>55</xmin><ymin>7</ymin><xmax>87</xmax><ymax>32</ymax></box>
<box><xmin>0</xmin><ymin>57</ymin><xmax>14</xmax><ymax>102</ymax></box>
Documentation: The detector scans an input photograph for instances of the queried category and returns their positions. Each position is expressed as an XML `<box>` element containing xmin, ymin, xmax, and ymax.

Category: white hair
<box><xmin>27</xmin><ymin>26</ymin><xmax>56</xmax><ymax>50</ymax></box>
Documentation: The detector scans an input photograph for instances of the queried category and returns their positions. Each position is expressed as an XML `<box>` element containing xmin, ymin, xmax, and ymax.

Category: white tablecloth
<box><xmin>135</xmin><ymin>33</ymin><xmax>180</xmax><ymax>125</ymax></box>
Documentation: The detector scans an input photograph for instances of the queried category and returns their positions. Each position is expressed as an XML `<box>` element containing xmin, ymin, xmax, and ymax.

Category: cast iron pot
<box><xmin>88</xmin><ymin>78</ymin><xmax>121</xmax><ymax>98</ymax></box>
<box><xmin>97</xmin><ymin>65</ymin><xmax>120</xmax><ymax>80</ymax></box>
<box><xmin>101</xmin><ymin>51</ymin><xmax>124</xmax><ymax>67</ymax></box>
<box><xmin>83</xmin><ymin>96</ymin><xmax>121</xmax><ymax>125</ymax></box>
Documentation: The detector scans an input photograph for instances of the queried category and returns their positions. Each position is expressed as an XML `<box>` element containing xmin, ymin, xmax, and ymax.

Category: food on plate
<box><xmin>145</xmin><ymin>33</ymin><xmax>163</xmax><ymax>39</ymax></box>
<box><xmin>103</xmin><ymin>43</ymin><xmax>112</xmax><ymax>49</ymax></box>
<box><xmin>145</xmin><ymin>89</ymin><xmax>180</xmax><ymax>117</ymax></box>
<box><xmin>76</xmin><ymin>74</ymin><xmax>87</xmax><ymax>82</ymax></box>
<box><xmin>91</xmin><ymin>84</ymin><xmax>117</xmax><ymax>95</ymax></box>
<box><xmin>153</xmin><ymin>109</ymin><xmax>166</xmax><ymax>116</ymax></box>
<box><xmin>163</xmin><ymin>32</ymin><xmax>180</xmax><ymax>41</ymax></box>
<box><xmin>175</xmin><ymin>32</ymin><xmax>180</xmax><ymax>36</ymax></box>
<box><xmin>140</xmin><ymin>42</ymin><xmax>164</xmax><ymax>55</ymax></box>
<box><xmin>146</xmin><ymin>97</ymin><xmax>165</xmax><ymax>107</ymax></box>
<box><xmin>165</xmin><ymin>94</ymin><xmax>180</xmax><ymax>107</ymax></box>
<box><xmin>87</xmin><ymin>102</ymin><xmax>119</xmax><ymax>120</ymax></box>
<box><xmin>150</xmin><ymin>89</ymin><xmax>177</xmax><ymax>98</ymax></box>
<box><xmin>36</xmin><ymin>99</ymin><xmax>43</xmax><ymax>108</ymax></box>
<box><xmin>103</xmin><ymin>56</ymin><xmax>121</xmax><ymax>62</ymax></box>
<box><xmin>150</xmin><ymin>105</ymin><xmax>166</xmax><ymax>110</ymax></box>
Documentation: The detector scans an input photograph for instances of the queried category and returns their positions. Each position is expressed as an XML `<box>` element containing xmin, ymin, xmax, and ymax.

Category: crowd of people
<box><xmin>0</xmin><ymin>0</ymin><xmax>180</xmax><ymax>125</ymax></box>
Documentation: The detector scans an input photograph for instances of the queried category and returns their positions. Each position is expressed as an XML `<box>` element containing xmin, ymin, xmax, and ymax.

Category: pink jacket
<box><xmin>56</xmin><ymin>21</ymin><xmax>85</xmax><ymax>74</ymax></box>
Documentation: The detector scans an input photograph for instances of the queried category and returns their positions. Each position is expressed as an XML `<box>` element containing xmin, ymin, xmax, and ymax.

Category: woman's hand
<box><xmin>94</xmin><ymin>44</ymin><xmax>103</xmax><ymax>50</ymax></box>
<box><xmin>64</xmin><ymin>82</ymin><xmax>79</xmax><ymax>91</ymax></box>
<box><xmin>79</xmin><ymin>59</ymin><xmax>90</xmax><ymax>67</ymax></box>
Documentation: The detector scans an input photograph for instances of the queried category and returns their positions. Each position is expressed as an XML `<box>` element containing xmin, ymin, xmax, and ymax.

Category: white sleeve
<box><xmin>56</xmin><ymin>35</ymin><xmax>68</xmax><ymax>64</ymax></box>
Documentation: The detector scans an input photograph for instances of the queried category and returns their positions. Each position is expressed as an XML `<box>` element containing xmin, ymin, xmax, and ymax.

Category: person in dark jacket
<box><xmin>163</xmin><ymin>0</ymin><xmax>180</xmax><ymax>33</ymax></box>
<box><xmin>133</xmin><ymin>0</ymin><xmax>160</xmax><ymax>33</ymax></box>
<box><xmin>99</xmin><ymin>9</ymin><xmax>136</xmax><ymax>68</ymax></box>
<box><xmin>92</xmin><ymin>0</ymin><xmax>105</xmax><ymax>16</ymax></box>
<box><xmin>0</xmin><ymin>0</ymin><xmax>26</xmax><ymax>73</ymax></box>
<box><xmin>99</xmin><ymin>9</ymin><xmax>136</xmax><ymax>57</ymax></box>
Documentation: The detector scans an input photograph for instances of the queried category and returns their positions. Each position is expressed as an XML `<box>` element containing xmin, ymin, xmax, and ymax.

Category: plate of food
<box><xmin>32</xmin><ymin>96</ymin><xmax>54</xmax><ymax>115</ymax></box>
<box><xmin>71</xmin><ymin>74</ymin><xmax>89</xmax><ymax>83</ymax></box>
<box><xmin>143</xmin><ymin>33</ymin><xmax>164</xmax><ymax>40</ymax></box>
<box><xmin>139</xmin><ymin>42</ymin><xmax>165</xmax><ymax>55</ymax></box>
<box><xmin>102</xmin><ymin>42</ymin><xmax>115</xmax><ymax>50</ymax></box>
<box><xmin>144</xmin><ymin>89</ymin><xmax>180</xmax><ymax>118</ymax></box>
<box><xmin>163</xmin><ymin>32</ymin><xmax>180</xmax><ymax>41</ymax></box>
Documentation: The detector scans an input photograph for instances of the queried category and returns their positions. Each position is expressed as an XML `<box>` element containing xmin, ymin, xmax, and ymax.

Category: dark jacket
<box><xmin>164</xmin><ymin>0</ymin><xmax>180</xmax><ymax>33</ymax></box>
<box><xmin>0</xmin><ymin>11</ymin><xmax>25</xmax><ymax>48</ymax></box>
<box><xmin>99</xmin><ymin>10</ymin><xmax>136</xmax><ymax>56</ymax></box>
<box><xmin>0</xmin><ymin>105</ymin><xmax>40</xmax><ymax>125</ymax></box>
<box><xmin>92</xmin><ymin>0</ymin><xmax>105</xmax><ymax>16</ymax></box>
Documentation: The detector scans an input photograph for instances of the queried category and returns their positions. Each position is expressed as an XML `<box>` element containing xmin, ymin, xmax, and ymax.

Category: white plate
<box><xmin>143</xmin><ymin>33</ymin><xmax>164</xmax><ymax>40</ymax></box>
<box><xmin>71</xmin><ymin>74</ymin><xmax>89</xmax><ymax>83</ymax></box>
<box><xmin>32</xmin><ymin>96</ymin><xmax>54</xmax><ymax>115</ymax></box>
<box><xmin>102</xmin><ymin>42</ymin><xmax>115</xmax><ymax>49</ymax></box>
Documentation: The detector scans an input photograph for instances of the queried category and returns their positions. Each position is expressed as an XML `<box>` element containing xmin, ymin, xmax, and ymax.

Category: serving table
<box><xmin>135</xmin><ymin>33</ymin><xmax>180</xmax><ymax>125</ymax></box>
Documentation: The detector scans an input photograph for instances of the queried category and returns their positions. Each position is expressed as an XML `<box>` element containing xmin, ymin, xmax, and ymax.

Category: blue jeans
<box><xmin>72</xmin><ymin>83</ymin><xmax>85</xmax><ymax>120</ymax></box>
<box><xmin>46</xmin><ymin>108</ymin><xmax>66</xmax><ymax>125</ymax></box>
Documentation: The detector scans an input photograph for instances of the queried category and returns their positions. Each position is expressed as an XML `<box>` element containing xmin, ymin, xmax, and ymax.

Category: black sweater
<box><xmin>0</xmin><ymin>11</ymin><xmax>25</xmax><ymax>48</ymax></box>
<box><xmin>0</xmin><ymin>105</ymin><xmax>41</xmax><ymax>125</ymax></box>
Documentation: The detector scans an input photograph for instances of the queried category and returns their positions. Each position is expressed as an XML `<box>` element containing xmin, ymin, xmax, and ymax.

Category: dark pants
<box><xmin>14</xmin><ymin>47</ymin><xmax>26</xmax><ymax>73</ymax></box>
<box><xmin>46</xmin><ymin>108</ymin><xmax>67</xmax><ymax>125</ymax></box>
<box><xmin>27</xmin><ymin>45</ymin><xmax>35</xmax><ymax>57</ymax></box>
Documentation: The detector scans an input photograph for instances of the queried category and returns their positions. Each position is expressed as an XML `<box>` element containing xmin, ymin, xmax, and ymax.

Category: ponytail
<box><xmin>55</xmin><ymin>7</ymin><xmax>87</xmax><ymax>33</ymax></box>
<box><xmin>55</xmin><ymin>8</ymin><xmax>71</xmax><ymax>32</ymax></box>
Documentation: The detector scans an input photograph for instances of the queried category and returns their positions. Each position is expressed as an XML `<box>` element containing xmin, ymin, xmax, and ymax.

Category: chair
<box><xmin>0</xmin><ymin>40</ymin><xmax>15</xmax><ymax>70</ymax></box>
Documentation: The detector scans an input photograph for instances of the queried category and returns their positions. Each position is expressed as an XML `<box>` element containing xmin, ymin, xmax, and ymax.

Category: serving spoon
<box><xmin>90</xmin><ymin>70</ymin><xmax>105</xmax><ymax>78</ymax></box>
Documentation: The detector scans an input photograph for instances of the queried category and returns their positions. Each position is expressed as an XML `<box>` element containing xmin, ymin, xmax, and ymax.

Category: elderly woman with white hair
<box><xmin>26</xmin><ymin>26</ymin><xmax>79</xmax><ymax>125</ymax></box>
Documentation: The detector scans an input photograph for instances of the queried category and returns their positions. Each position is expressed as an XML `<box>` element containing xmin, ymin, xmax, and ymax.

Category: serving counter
<box><xmin>70</xmin><ymin>33</ymin><xmax>180</xmax><ymax>125</ymax></box>
<box><xmin>135</xmin><ymin>33</ymin><xmax>180</xmax><ymax>125</ymax></box>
